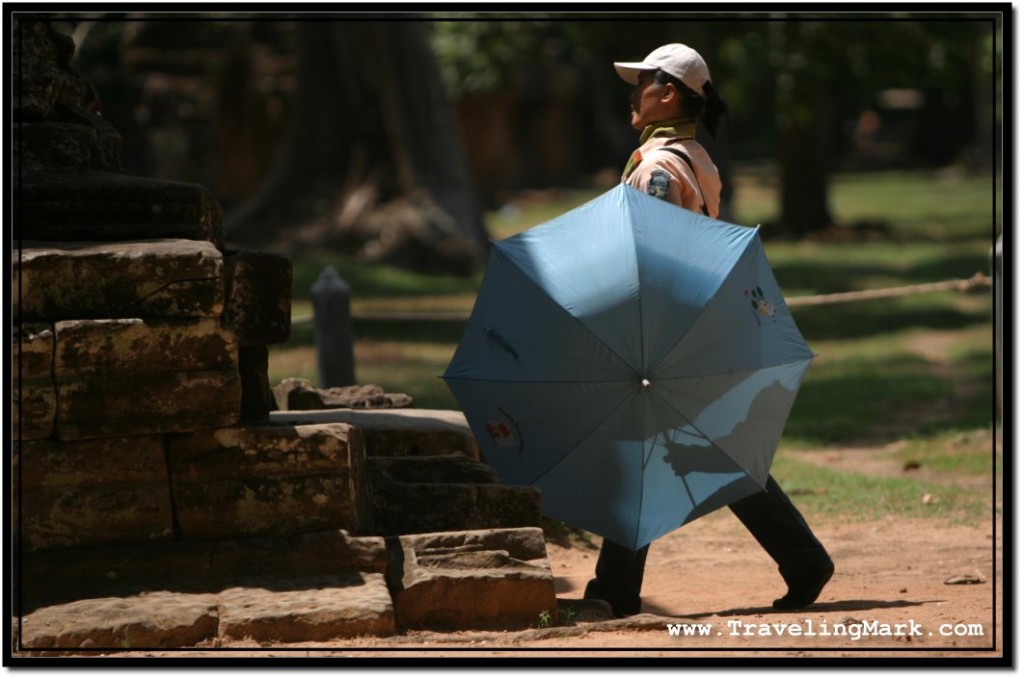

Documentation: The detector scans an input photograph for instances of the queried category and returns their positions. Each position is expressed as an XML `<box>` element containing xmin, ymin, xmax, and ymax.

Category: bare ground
<box><xmin>248</xmin><ymin>514</ymin><xmax>1002</xmax><ymax>660</ymax></box>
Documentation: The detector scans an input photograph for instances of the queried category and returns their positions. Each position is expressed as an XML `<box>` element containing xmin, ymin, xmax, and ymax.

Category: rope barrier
<box><xmin>290</xmin><ymin>273</ymin><xmax>992</xmax><ymax>325</ymax></box>
<box><xmin>786</xmin><ymin>272</ymin><xmax>992</xmax><ymax>307</ymax></box>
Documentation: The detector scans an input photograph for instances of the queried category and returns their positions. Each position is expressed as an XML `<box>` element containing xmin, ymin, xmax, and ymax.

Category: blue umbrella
<box><xmin>443</xmin><ymin>184</ymin><xmax>813</xmax><ymax>551</ymax></box>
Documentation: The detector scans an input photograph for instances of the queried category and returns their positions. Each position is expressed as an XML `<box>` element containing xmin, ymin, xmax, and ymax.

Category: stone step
<box><xmin>269</xmin><ymin>408</ymin><xmax>481</xmax><ymax>460</ymax></box>
<box><xmin>16</xmin><ymin>527</ymin><xmax>555</xmax><ymax>650</ymax></box>
<box><xmin>17</xmin><ymin>573</ymin><xmax>396</xmax><ymax>651</ymax></box>
<box><xmin>369</xmin><ymin>454</ymin><xmax>543</xmax><ymax>537</ymax></box>
<box><xmin>15</xmin><ymin>421</ymin><xmax>367</xmax><ymax>552</ymax></box>
<box><xmin>388</xmin><ymin>529</ymin><xmax>556</xmax><ymax>631</ymax></box>
<box><xmin>15</xmin><ymin>413</ymin><xmax>518</xmax><ymax>554</ymax></box>
<box><xmin>18</xmin><ymin>529</ymin><xmax>390</xmax><ymax>614</ymax></box>
<box><xmin>167</xmin><ymin>422</ymin><xmax>369</xmax><ymax>541</ymax></box>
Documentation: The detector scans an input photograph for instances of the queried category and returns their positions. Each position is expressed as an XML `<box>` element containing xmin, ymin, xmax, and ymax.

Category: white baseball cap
<box><xmin>613</xmin><ymin>43</ymin><xmax>711</xmax><ymax>96</ymax></box>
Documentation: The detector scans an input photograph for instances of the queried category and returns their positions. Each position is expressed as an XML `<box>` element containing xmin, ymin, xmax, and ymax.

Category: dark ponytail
<box><xmin>700</xmin><ymin>81</ymin><xmax>728</xmax><ymax>138</ymax></box>
<box><xmin>653</xmin><ymin>69</ymin><xmax>729</xmax><ymax>138</ymax></box>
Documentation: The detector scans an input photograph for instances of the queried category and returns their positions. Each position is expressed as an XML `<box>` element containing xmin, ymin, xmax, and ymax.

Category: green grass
<box><xmin>733</xmin><ymin>168</ymin><xmax>1000</xmax><ymax>242</ymax></box>
<box><xmin>891</xmin><ymin>428</ymin><xmax>1001</xmax><ymax>478</ymax></box>
<box><xmin>770</xmin><ymin>454</ymin><xmax>991</xmax><ymax>523</ymax></box>
<box><xmin>766</xmin><ymin>241</ymin><xmax>992</xmax><ymax>299</ymax></box>
<box><xmin>783</xmin><ymin>322</ymin><xmax>993</xmax><ymax>446</ymax></box>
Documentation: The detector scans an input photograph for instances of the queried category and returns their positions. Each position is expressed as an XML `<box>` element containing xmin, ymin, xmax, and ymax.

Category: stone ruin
<box><xmin>12</xmin><ymin>18</ymin><xmax>558</xmax><ymax>651</ymax></box>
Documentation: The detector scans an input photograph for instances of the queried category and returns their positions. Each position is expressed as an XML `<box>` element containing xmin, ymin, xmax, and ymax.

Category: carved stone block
<box><xmin>168</xmin><ymin>423</ymin><xmax>368</xmax><ymax>540</ymax></box>
<box><xmin>15</xmin><ymin>435</ymin><xmax>175</xmax><ymax>551</ymax></box>
<box><xmin>14</xmin><ymin>239</ymin><xmax>224</xmax><ymax>322</ymax></box>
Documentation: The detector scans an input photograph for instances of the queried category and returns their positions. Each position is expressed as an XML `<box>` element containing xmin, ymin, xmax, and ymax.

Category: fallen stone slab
<box><xmin>217</xmin><ymin>573</ymin><xmax>395</xmax><ymax>643</ymax></box>
<box><xmin>18</xmin><ymin>591</ymin><xmax>219</xmax><ymax>651</ymax></box>
<box><xmin>396</xmin><ymin>526</ymin><xmax>550</xmax><ymax>562</ymax></box>
<box><xmin>387</xmin><ymin>527</ymin><xmax>557</xmax><ymax>631</ymax></box>
<box><xmin>272</xmin><ymin>379</ymin><xmax>413</xmax><ymax>412</ymax></box>
<box><xmin>269</xmin><ymin>408</ymin><xmax>480</xmax><ymax>460</ymax></box>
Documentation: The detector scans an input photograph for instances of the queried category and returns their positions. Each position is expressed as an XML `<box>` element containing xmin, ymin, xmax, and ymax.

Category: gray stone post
<box><xmin>310</xmin><ymin>266</ymin><xmax>356</xmax><ymax>388</ymax></box>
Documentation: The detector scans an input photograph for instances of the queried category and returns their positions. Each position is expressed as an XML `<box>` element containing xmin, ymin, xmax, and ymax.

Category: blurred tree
<box><xmin>223</xmin><ymin>20</ymin><xmax>487</xmax><ymax>274</ymax></box>
<box><xmin>758</xmin><ymin>17</ymin><xmax>994</xmax><ymax>236</ymax></box>
<box><xmin>431</xmin><ymin>18</ymin><xmax>618</xmax><ymax>203</ymax></box>
<box><xmin>432</xmin><ymin>15</ymin><xmax>996</xmax><ymax>237</ymax></box>
<box><xmin>59</xmin><ymin>14</ymin><xmax>997</xmax><ymax>248</ymax></box>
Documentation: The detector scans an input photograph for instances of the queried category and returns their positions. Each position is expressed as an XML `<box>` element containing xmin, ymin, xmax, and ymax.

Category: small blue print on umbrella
<box><xmin>486</xmin><ymin>408</ymin><xmax>525</xmax><ymax>455</ymax></box>
<box><xmin>745</xmin><ymin>286</ymin><xmax>776</xmax><ymax>324</ymax></box>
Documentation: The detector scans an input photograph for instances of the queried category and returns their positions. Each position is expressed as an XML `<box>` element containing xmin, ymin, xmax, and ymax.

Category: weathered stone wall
<box><xmin>13</xmin><ymin>17</ymin><xmax>299</xmax><ymax>555</ymax></box>
<box><xmin>13</xmin><ymin>18</ymin><xmax>555</xmax><ymax>650</ymax></box>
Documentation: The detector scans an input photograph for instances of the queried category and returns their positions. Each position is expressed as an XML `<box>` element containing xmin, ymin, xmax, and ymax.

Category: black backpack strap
<box><xmin>659</xmin><ymin>146</ymin><xmax>709</xmax><ymax>216</ymax></box>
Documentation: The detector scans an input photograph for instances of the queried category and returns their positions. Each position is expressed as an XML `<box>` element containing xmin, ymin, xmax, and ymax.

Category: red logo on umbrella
<box><xmin>486</xmin><ymin>408</ymin><xmax>524</xmax><ymax>455</ymax></box>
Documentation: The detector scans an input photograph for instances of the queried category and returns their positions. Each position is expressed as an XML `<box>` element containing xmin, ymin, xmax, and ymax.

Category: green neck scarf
<box><xmin>623</xmin><ymin>118</ymin><xmax>698</xmax><ymax>177</ymax></box>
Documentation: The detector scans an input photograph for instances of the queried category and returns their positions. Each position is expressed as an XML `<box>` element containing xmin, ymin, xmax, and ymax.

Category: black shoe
<box><xmin>584</xmin><ymin>580</ymin><xmax>641</xmax><ymax>618</ymax></box>
<box><xmin>773</xmin><ymin>558</ymin><xmax>834</xmax><ymax>610</ymax></box>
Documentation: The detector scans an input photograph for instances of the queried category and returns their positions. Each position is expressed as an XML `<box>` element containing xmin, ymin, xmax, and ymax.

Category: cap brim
<box><xmin>613</xmin><ymin>61</ymin><xmax>654</xmax><ymax>85</ymax></box>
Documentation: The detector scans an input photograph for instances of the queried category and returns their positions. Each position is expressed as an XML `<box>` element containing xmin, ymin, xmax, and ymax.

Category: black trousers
<box><xmin>584</xmin><ymin>475</ymin><xmax>829</xmax><ymax>615</ymax></box>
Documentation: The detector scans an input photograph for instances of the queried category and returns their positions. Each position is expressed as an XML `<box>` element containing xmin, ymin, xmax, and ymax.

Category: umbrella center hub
<box><xmin>641</xmin><ymin>378</ymin><xmax>652</xmax><ymax>391</ymax></box>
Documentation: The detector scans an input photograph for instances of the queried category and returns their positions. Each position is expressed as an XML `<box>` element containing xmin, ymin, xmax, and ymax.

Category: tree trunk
<box><xmin>225</xmin><ymin>20</ymin><xmax>488</xmax><ymax>274</ymax></box>
<box><xmin>775</xmin><ymin>23</ymin><xmax>835</xmax><ymax>238</ymax></box>
<box><xmin>778</xmin><ymin>88</ymin><xmax>834</xmax><ymax>237</ymax></box>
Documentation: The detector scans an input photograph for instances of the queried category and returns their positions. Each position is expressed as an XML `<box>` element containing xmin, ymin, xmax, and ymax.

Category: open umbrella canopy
<box><xmin>443</xmin><ymin>184</ymin><xmax>814</xmax><ymax>550</ymax></box>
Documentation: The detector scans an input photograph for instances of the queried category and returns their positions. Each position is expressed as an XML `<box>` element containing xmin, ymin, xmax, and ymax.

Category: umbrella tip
<box><xmin>641</xmin><ymin>378</ymin><xmax>652</xmax><ymax>391</ymax></box>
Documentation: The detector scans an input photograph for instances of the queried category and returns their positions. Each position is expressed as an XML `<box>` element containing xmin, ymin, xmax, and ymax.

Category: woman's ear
<box><xmin>659</xmin><ymin>82</ymin><xmax>677</xmax><ymax>104</ymax></box>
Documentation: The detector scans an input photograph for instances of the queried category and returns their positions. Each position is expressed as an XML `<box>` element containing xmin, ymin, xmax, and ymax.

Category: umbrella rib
<box><xmin>633</xmin><ymin>433</ymin><xmax>657</xmax><ymax>551</ymax></box>
<box><xmin>647</xmin><ymin>388</ymin><xmax>762</xmax><ymax>486</ymax></box>
<box><xmin>679</xmin><ymin>474</ymin><xmax>700</xmax><ymax>517</ymax></box>
<box><xmin>655</xmin><ymin>356</ymin><xmax>814</xmax><ymax>382</ymax></box>
<box><xmin>524</xmin><ymin>384</ymin><xmax>638</xmax><ymax>487</ymax></box>
<box><xmin>492</xmin><ymin>246</ymin><xmax>640</xmax><ymax>377</ymax></box>
<box><xmin>442</xmin><ymin>377</ymin><xmax>635</xmax><ymax>385</ymax></box>
<box><xmin>647</xmin><ymin>235</ymin><xmax>760</xmax><ymax>377</ymax></box>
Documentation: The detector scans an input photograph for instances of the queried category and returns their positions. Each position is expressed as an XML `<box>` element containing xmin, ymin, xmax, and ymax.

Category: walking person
<box><xmin>583</xmin><ymin>43</ymin><xmax>834</xmax><ymax>617</ymax></box>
